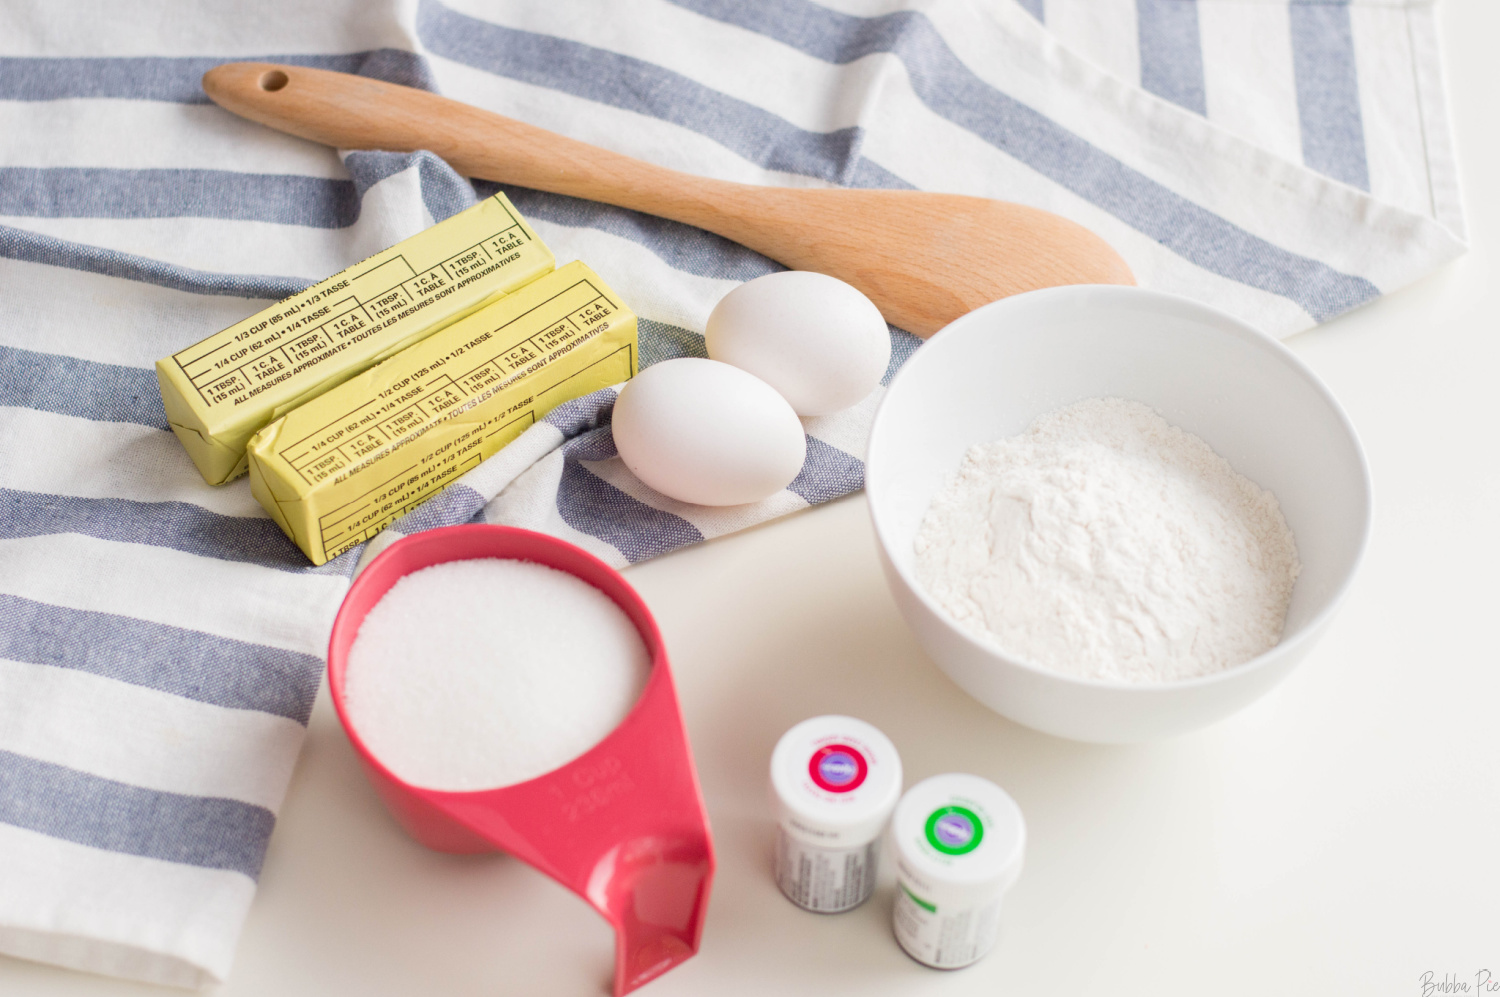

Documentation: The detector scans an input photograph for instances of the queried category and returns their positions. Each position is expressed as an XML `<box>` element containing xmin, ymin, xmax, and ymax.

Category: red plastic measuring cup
<box><xmin>326</xmin><ymin>524</ymin><xmax>715</xmax><ymax>994</ymax></box>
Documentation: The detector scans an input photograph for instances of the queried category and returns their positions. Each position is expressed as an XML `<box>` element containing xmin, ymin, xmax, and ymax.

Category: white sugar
<box><xmin>344</xmin><ymin>558</ymin><xmax>651</xmax><ymax>791</ymax></box>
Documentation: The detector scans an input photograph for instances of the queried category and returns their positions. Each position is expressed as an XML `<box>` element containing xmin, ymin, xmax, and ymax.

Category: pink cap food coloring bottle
<box><xmin>769</xmin><ymin>715</ymin><xmax>902</xmax><ymax>913</ymax></box>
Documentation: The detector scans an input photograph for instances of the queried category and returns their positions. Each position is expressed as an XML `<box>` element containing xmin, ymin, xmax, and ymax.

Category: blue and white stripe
<box><xmin>0</xmin><ymin>0</ymin><xmax>1464</xmax><ymax>987</ymax></box>
<box><xmin>1288</xmin><ymin>0</ymin><xmax>1370</xmax><ymax>191</ymax></box>
<box><xmin>1039</xmin><ymin>0</ymin><xmax>1457</xmax><ymax>220</ymax></box>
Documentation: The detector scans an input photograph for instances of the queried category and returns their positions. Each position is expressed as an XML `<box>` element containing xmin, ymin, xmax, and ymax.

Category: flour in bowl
<box><xmin>914</xmin><ymin>398</ymin><xmax>1300</xmax><ymax>683</ymax></box>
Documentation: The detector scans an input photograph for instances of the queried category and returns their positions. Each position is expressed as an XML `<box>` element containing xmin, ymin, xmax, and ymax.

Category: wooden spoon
<box><xmin>203</xmin><ymin>62</ymin><xmax>1133</xmax><ymax>338</ymax></box>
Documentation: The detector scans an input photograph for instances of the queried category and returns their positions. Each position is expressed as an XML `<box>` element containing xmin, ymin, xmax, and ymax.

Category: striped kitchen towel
<box><xmin>0</xmin><ymin>0</ymin><xmax>1464</xmax><ymax>988</ymax></box>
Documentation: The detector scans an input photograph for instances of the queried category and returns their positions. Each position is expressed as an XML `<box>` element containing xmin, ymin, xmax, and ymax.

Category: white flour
<box><xmin>914</xmin><ymin>398</ymin><xmax>1300</xmax><ymax>683</ymax></box>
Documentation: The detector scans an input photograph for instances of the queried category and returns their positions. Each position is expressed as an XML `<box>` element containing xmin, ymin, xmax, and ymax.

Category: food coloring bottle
<box><xmin>890</xmin><ymin>773</ymin><xmax>1025</xmax><ymax>968</ymax></box>
<box><xmin>769</xmin><ymin>715</ymin><xmax>902</xmax><ymax>913</ymax></box>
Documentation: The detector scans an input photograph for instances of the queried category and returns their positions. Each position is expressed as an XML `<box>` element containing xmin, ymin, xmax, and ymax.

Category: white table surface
<box><xmin>5</xmin><ymin>3</ymin><xmax>1498</xmax><ymax>995</ymax></box>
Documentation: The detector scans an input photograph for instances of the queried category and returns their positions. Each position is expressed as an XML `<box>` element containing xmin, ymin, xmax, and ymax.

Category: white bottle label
<box><xmin>774</xmin><ymin>827</ymin><xmax>878</xmax><ymax>913</ymax></box>
<box><xmin>892</xmin><ymin>881</ymin><xmax>1001</xmax><ymax>969</ymax></box>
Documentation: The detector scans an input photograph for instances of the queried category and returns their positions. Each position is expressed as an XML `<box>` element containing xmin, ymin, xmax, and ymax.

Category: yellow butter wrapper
<box><xmin>247</xmin><ymin>261</ymin><xmax>638</xmax><ymax>565</ymax></box>
<box><xmin>157</xmin><ymin>193</ymin><xmax>555</xmax><ymax>485</ymax></box>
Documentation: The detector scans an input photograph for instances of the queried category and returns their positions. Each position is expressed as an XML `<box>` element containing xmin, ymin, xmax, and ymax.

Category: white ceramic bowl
<box><xmin>866</xmin><ymin>286</ymin><xmax>1371</xmax><ymax>743</ymax></box>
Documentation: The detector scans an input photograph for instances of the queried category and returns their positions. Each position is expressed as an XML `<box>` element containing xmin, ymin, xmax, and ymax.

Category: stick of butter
<box><xmin>247</xmin><ymin>261</ymin><xmax>638</xmax><ymax>565</ymax></box>
<box><xmin>157</xmin><ymin>193</ymin><xmax>555</xmax><ymax>485</ymax></box>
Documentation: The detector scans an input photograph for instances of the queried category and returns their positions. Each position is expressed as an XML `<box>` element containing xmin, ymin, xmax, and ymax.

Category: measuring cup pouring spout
<box><xmin>328</xmin><ymin>525</ymin><xmax>716</xmax><ymax>995</ymax></box>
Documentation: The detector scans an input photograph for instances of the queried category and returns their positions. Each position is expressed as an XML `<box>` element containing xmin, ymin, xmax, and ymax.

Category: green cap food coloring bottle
<box><xmin>891</xmin><ymin>773</ymin><xmax>1026</xmax><ymax>968</ymax></box>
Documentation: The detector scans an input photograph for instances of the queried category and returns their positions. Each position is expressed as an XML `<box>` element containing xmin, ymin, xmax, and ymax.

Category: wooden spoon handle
<box><xmin>202</xmin><ymin>61</ymin><xmax>1134</xmax><ymax>337</ymax></box>
<box><xmin>203</xmin><ymin>62</ymin><xmax>738</xmax><ymax>227</ymax></box>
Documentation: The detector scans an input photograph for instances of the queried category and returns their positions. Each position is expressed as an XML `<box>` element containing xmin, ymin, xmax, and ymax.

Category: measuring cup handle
<box><xmin>568</xmin><ymin>693</ymin><xmax>715</xmax><ymax>992</ymax></box>
<box><xmin>432</xmin><ymin>665</ymin><xmax>716</xmax><ymax>995</ymax></box>
<box><xmin>587</xmin><ymin>830</ymin><xmax>714</xmax><ymax>994</ymax></box>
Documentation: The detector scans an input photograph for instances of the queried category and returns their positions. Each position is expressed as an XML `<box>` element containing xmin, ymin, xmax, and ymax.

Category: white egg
<box><xmin>612</xmin><ymin>358</ymin><xmax>807</xmax><ymax>506</ymax></box>
<box><xmin>705</xmin><ymin>270</ymin><xmax>892</xmax><ymax>417</ymax></box>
